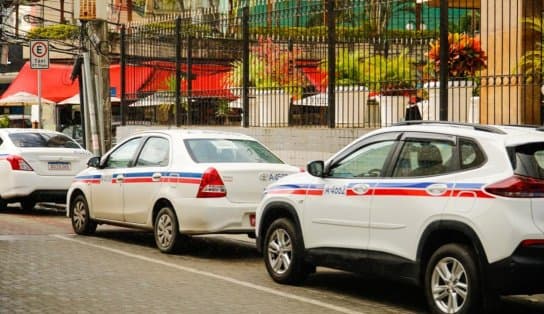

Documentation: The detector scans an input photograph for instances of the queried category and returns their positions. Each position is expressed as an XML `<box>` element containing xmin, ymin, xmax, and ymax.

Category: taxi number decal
<box><xmin>324</xmin><ymin>185</ymin><xmax>346</xmax><ymax>195</ymax></box>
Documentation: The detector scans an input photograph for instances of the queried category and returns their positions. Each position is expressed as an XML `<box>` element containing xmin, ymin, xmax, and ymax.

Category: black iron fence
<box><xmin>119</xmin><ymin>0</ymin><xmax>543</xmax><ymax>128</ymax></box>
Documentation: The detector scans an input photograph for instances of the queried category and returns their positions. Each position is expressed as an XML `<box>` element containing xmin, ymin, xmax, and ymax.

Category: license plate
<box><xmin>48</xmin><ymin>161</ymin><xmax>71</xmax><ymax>171</ymax></box>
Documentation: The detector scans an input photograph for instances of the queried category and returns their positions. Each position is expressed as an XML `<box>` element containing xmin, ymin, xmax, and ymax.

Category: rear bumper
<box><xmin>487</xmin><ymin>244</ymin><xmax>544</xmax><ymax>295</ymax></box>
<box><xmin>0</xmin><ymin>171</ymin><xmax>72</xmax><ymax>203</ymax></box>
<box><xmin>173</xmin><ymin>197</ymin><xmax>256</xmax><ymax>234</ymax></box>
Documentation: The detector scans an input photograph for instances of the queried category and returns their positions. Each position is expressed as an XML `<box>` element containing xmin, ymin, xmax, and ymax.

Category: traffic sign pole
<box><xmin>30</xmin><ymin>40</ymin><xmax>49</xmax><ymax>129</ymax></box>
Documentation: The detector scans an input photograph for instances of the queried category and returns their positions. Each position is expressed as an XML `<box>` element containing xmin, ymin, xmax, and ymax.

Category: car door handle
<box><xmin>152</xmin><ymin>173</ymin><xmax>162</xmax><ymax>182</ymax></box>
<box><xmin>426</xmin><ymin>183</ymin><xmax>448</xmax><ymax>196</ymax></box>
<box><xmin>115</xmin><ymin>175</ymin><xmax>124</xmax><ymax>183</ymax></box>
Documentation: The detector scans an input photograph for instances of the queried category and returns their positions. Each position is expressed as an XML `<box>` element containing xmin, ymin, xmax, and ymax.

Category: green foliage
<box><xmin>250</xmin><ymin>26</ymin><xmax>437</xmax><ymax>41</ymax></box>
<box><xmin>224</xmin><ymin>37</ymin><xmax>309</xmax><ymax>98</ymax></box>
<box><xmin>360</xmin><ymin>50</ymin><xmax>416</xmax><ymax>92</ymax></box>
<box><xmin>320</xmin><ymin>49</ymin><xmax>366</xmax><ymax>86</ymax></box>
<box><xmin>26</xmin><ymin>24</ymin><xmax>79</xmax><ymax>40</ymax></box>
<box><xmin>0</xmin><ymin>115</ymin><xmax>9</xmax><ymax>128</ymax></box>
<box><xmin>518</xmin><ymin>17</ymin><xmax>544</xmax><ymax>83</ymax></box>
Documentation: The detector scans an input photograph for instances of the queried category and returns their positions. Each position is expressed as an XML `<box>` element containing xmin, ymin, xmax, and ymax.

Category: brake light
<box><xmin>196</xmin><ymin>167</ymin><xmax>226</xmax><ymax>198</ymax></box>
<box><xmin>485</xmin><ymin>175</ymin><xmax>544</xmax><ymax>198</ymax></box>
<box><xmin>521</xmin><ymin>239</ymin><xmax>544</xmax><ymax>247</ymax></box>
<box><xmin>6</xmin><ymin>155</ymin><xmax>33</xmax><ymax>171</ymax></box>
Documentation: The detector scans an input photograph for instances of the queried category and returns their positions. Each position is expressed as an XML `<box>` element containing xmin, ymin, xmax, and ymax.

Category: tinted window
<box><xmin>460</xmin><ymin>139</ymin><xmax>485</xmax><ymax>170</ymax></box>
<box><xmin>511</xmin><ymin>142</ymin><xmax>544</xmax><ymax>179</ymax></box>
<box><xmin>185</xmin><ymin>139</ymin><xmax>283</xmax><ymax>164</ymax></box>
<box><xmin>9</xmin><ymin>132</ymin><xmax>80</xmax><ymax>149</ymax></box>
<box><xmin>328</xmin><ymin>141</ymin><xmax>396</xmax><ymax>178</ymax></box>
<box><xmin>136</xmin><ymin>137</ymin><xmax>170</xmax><ymax>167</ymax></box>
<box><xmin>105</xmin><ymin>137</ymin><xmax>143</xmax><ymax>168</ymax></box>
<box><xmin>393</xmin><ymin>140</ymin><xmax>455</xmax><ymax>177</ymax></box>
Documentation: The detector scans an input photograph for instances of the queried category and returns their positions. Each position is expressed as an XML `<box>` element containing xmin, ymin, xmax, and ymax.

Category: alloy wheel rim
<box><xmin>267</xmin><ymin>228</ymin><xmax>292</xmax><ymax>275</ymax></box>
<box><xmin>431</xmin><ymin>257</ymin><xmax>469</xmax><ymax>313</ymax></box>
<box><xmin>73</xmin><ymin>201</ymin><xmax>86</xmax><ymax>230</ymax></box>
<box><xmin>157</xmin><ymin>213</ymin><xmax>173</xmax><ymax>248</ymax></box>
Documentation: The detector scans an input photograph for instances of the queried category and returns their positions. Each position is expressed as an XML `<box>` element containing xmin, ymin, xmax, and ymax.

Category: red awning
<box><xmin>302</xmin><ymin>67</ymin><xmax>328</xmax><ymax>93</ymax></box>
<box><xmin>1</xmin><ymin>62</ymin><xmax>79</xmax><ymax>103</ymax></box>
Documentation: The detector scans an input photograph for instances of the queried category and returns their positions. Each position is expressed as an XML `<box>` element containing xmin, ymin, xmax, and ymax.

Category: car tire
<box><xmin>263</xmin><ymin>218</ymin><xmax>309</xmax><ymax>285</ymax></box>
<box><xmin>0</xmin><ymin>199</ymin><xmax>6</xmax><ymax>210</ymax></box>
<box><xmin>154</xmin><ymin>206</ymin><xmax>181</xmax><ymax>253</ymax></box>
<box><xmin>71</xmin><ymin>194</ymin><xmax>97</xmax><ymax>235</ymax></box>
<box><xmin>20</xmin><ymin>199</ymin><xmax>36</xmax><ymax>211</ymax></box>
<box><xmin>424</xmin><ymin>243</ymin><xmax>481</xmax><ymax>314</ymax></box>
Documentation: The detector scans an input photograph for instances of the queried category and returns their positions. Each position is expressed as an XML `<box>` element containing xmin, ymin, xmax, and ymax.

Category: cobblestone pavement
<box><xmin>1</xmin><ymin>206</ymin><xmax>543</xmax><ymax>314</ymax></box>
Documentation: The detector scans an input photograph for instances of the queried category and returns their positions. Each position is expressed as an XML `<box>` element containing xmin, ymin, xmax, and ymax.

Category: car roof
<box><xmin>0</xmin><ymin>128</ymin><xmax>61</xmax><ymax>134</ymax></box>
<box><xmin>132</xmin><ymin>129</ymin><xmax>258</xmax><ymax>141</ymax></box>
<box><xmin>373</xmin><ymin>122</ymin><xmax>544</xmax><ymax>147</ymax></box>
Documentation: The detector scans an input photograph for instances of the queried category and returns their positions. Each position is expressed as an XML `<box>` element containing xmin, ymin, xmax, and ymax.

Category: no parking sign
<box><xmin>30</xmin><ymin>40</ymin><xmax>49</xmax><ymax>69</ymax></box>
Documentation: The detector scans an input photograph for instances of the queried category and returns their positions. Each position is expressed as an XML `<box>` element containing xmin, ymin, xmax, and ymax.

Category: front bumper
<box><xmin>487</xmin><ymin>244</ymin><xmax>544</xmax><ymax>295</ymax></box>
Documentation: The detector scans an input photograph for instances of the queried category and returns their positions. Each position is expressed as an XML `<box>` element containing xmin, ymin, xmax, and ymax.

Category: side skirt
<box><xmin>305</xmin><ymin>248</ymin><xmax>421</xmax><ymax>286</ymax></box>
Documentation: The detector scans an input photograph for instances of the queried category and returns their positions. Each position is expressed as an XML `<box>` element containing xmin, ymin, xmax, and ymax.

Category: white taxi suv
<box><xmin>67</xmin><ymin>129</ymin><xmax>300</xmax><ymax>253</ymax></box>
<box><xmin>256</xmin><ymin>121</ymin><xmax>544</xmax><ymax>314</ymax></box>
<box><xmin>0</xmin><ymin>128</ymin><xmax>92</xmax><ymax>210</ymax></box>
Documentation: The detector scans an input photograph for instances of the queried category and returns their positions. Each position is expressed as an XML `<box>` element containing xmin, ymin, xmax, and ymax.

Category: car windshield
<box><xmin>185</xmin><ymin>138</ymin><xmax>283</xmax><ymax>163</ymax></box>
<box><xmin>510</xmin><ymin>142</ymin><xmax>544</xmax><ymax>179</ymax></box>
<box><xmin>9</xmin><ymin>132</ymin><xmax>80</xmax><ymax>149</ymax></box>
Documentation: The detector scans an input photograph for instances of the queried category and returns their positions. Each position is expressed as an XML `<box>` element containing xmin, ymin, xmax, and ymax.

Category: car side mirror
<box><xmin>307</xmin><ymin>160</ymin><xmax>325</xmax><ymax>177</ymax></box>
<box><xmin>87</xmin><ymin>156</ymin><xmax>101</xmax><ymax>168</ymax></box>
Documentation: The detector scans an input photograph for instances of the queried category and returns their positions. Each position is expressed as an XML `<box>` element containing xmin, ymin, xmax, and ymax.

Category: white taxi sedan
<box><xmin>67</xmin><ymin>129</ymin><xmax>300</xmax><ymax>253</ymax></box>
<box><xmin>0</xmin><ymin>128</ymin><xmax>92</xmax><ymax>210</ymax></box>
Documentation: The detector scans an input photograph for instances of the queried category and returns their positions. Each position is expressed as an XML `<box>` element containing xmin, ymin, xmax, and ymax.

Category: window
<box><xmin>9</xmin><ymin>132</ymin><xmax>80</xmax><ymax>148</ymax></box>
<box><xmin>185</xmin><ymin>139</ymin><xmax>283</xmax><ymax>164</ymax></box>
<box><xmin>136</xmin><ymin>137</ymin><xmax>170</xmax><ymax>167</ymax></box>
<box><xmin>105</xmin><ymin>137</ymin><xmax>143</xmax><ymax>168</ymax></box>
<box><xmin>328</xmin><ymin>141</ymin><xmax>396</xmax><ymax>178</ymax></box>
<box><xmin>393</xmin><ymin>140</ymin><xmax>455</xmax><ymax>177</ymax></box>
<box><xmin>460</xmin><ymin>139</ymin><xmax>485</xmax><ymax>170</ymax></box>
<box><xmin>511</xmin><ymin>142</ymin><xmax>544</xmax><ymax>179</ymax></box>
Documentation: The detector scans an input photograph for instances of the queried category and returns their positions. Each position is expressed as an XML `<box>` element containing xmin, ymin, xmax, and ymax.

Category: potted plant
<box><xmin>224</xmin><ymin>36</ymin><xmax>310</xmax><ymax>127</ymax></box>
<box><xmin>424</xmin><ymin>33</ymin><xmax>488</xmax><ymax>122</ymax></box>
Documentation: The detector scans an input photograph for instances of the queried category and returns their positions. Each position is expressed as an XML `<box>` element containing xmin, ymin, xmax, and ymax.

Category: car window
<box><xmin>185</xmin><ymin>139</ymin><xmax>283</xmax><ymax>163</ymax></box>
<box><xmin>8</xmin><ymin>132</ymin><xmax>80</xmax><ymax>149</ymax></box>
<box><xmin>460</xmin><ymin>139</ymin><xmax>485</xmax><ymax>170</ymax></box>
<box><xmin>136</xmin><ymin>137</ymin><xmax>170</xmax><ymax>167</ymax></box>
<box><xmin>328</xmin><ymin>140</ymin><xmax>396</xmax><ymax>178</ymax></box>
<box><xmin>393</xmin><ymin>140</ymin><xmax>455</xmax><ymax>177</ymax></box>
<box><xmin>105</xmin><ymin>137</ymin><xmax>143</xmax><ymax>168</ymax></box>
<box><xmin>511</xmin><ymin>142</ymin><xmax>544</xmax><ymax>179</ymax></box>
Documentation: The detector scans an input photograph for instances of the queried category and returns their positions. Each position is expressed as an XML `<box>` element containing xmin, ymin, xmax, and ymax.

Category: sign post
<box><xmin>30</xmin><ymin>40</ymin><xmax>49</xmax><ymax>128</ymax></box>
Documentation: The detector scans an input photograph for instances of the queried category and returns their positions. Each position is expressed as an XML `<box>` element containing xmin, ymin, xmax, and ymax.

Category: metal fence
<box><xmin>119</xmin><ymin>0</ymin><xmax>543</xmax><ymax>128</ymax></box>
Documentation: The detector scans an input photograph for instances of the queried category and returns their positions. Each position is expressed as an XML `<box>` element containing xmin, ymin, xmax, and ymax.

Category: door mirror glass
<box><xmin>307</xmin><ymin>160</ymin><xmax>324</xmax><ymax>177</ymax></box>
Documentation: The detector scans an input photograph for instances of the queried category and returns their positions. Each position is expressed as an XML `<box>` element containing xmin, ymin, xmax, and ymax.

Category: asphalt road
<box><xmin>1</xmin><ymin>205</ymin><xmax>543</xmax><ymax>314</ymax></box>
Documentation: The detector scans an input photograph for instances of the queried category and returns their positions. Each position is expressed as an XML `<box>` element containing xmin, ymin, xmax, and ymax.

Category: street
<box><xmin>1</xmin><ymin>206</ymin><xmax>544</xmax><ymax>314</ymax></box>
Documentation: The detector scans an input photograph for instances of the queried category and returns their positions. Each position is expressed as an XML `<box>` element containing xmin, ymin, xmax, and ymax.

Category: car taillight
<box><xmin>6</xmin><ymin>155</ymin><xmax>33</xmax><ymax>171</ymax></box>
<box><xmin>485</xmin><ymin>175</ymin><xmax>544</xmax><ymax>198</ymax></box>
<box><xmin>196</xmin><ymin>167</ymin><xmax>227</xmax><ymax>198</ymax></box>
<box><xmin>521</xmin><ymin>239</ymin><xmax>544</xmax><ymax>247</ymax></box>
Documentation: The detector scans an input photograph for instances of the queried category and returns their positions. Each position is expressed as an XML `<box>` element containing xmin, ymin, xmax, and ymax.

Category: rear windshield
<box><xmin>185</xmin><ymin>139</ymin><xmax>283</xmax><ymax>164</ymax></box>
<box><xmin>510</xmin><ymin>142</ymin><xmax>544</xmax><ymax>179</ymax></box>
<box><xmin>9</xmin><ymin>132</ymin><xmax>80</xmax><ymax>149</ymax></box>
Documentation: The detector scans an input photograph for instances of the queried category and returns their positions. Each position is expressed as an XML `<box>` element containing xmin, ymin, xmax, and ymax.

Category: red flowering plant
<box><xmin>224</xmin><ymin>36</ymin><xmax>310</xmax><ymax>99</ymax></box>
<box><xmin>427</xmin><ymin>33</ymin><xmax>488</xmax><ymax>79</ymax></box>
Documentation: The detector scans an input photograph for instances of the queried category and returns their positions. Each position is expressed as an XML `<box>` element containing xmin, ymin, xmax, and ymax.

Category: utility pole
<box><xmin>79</xmin><ymin>0</ymin><xmax>111</xmax><ymax>154</ymax></box>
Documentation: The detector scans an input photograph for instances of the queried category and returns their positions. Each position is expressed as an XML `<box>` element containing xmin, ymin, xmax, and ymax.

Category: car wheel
<box><xmin>424</xmin><ymin>243</ymin><xmax>481</xmax><ymax>314</ymax></box>
<box><xmin>71</xmin><ymin>194</ymin><xmax>97</xmax><ymax>235</ymax></box>
<box><xmin>0</xmin><ymin>199</ymin><xmax>6</xmax><ymax>210</ymax></box>
<box><xmin>263</xmin><ymin>218</ymin><xmax>309</xmax><ymax>284</ymax></box>
<box><xmin>154</xmin><ymin>206</ymin><xmax>181</xmax><ymax>253</ymax></box>
<box><xmin>20</xmin><ymin>199</ymin><xmax>36</xmax><ymax>211</ymax></box>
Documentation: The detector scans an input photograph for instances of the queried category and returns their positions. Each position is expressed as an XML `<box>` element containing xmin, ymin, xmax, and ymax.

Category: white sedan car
<box><xmin>67</xmin><ymin>129</ymin><xmax>300</xmax><ymax>253</ymax></box>
<box><xmin>0</xmin><ymin>128</ymin><xmax>92</xmax><ymax>210</ymax></box>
